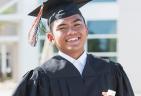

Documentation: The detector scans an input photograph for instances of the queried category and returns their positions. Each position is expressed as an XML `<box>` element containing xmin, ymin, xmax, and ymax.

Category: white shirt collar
<box><xmin>58</xmin><ymin>51</ymin><xmax>87</xmax><ymax>75</ymax></box>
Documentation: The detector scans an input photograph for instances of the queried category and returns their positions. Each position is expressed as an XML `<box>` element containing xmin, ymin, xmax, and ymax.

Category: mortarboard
<box><xmin>28</xmin><ymin>0</ymin><xmax>92</xmax><ymax>47</ymax></box>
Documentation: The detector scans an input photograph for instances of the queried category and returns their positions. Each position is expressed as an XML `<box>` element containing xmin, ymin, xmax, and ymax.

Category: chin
<box><xmin>66</xmin><ymin>46</ymin><xmax>82</xmax><ymax>51</ymax></box>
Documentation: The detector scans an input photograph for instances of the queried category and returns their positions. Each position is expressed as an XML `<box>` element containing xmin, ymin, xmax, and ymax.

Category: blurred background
<box><xmin>0</xmin><ymin>0</ymin><xmax>141</xmax><ymax>96</ymax></box>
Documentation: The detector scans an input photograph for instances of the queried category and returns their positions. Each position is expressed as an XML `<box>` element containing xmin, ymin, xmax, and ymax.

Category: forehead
<box><xmin>52</xmin><ymin>14</ymin><xmax>83</xmax><ymax>26</ymax></box>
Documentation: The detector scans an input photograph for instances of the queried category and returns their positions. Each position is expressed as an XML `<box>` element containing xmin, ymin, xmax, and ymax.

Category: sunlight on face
<box><xmin>50</xmin><ymin>14</ymin><xmax>88</xmax><ymax>56</ymax></box>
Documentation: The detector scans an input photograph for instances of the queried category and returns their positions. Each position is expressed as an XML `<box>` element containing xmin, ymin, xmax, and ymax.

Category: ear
<box><xmin>47</xmin><ymin>32</ymin><xmax>54</xmax><ymax>42</ymax></box>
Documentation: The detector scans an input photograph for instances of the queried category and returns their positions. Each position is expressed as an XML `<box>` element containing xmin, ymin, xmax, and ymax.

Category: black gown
<box><xmin>12</xmin><ymin>54</ymin><xmax>134</xmax><ymax>96</ymax></box>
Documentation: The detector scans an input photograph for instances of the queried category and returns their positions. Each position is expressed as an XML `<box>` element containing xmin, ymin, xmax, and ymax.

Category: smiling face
<box><xmin>47</xmin><ymin>14</ymin><xmax>88</xmax><ymax>58</ymax></box>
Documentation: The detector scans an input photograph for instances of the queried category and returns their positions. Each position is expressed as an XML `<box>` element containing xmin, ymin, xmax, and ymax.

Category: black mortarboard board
<box><xmin>29</xmin><ymin>0</ymin><xmax>91</xmax><ymax>19</ymax></box>
<box><xmin>28</xmin><ymin>0</ymin><xmax>91</xmax><ymax>47</ymax></box>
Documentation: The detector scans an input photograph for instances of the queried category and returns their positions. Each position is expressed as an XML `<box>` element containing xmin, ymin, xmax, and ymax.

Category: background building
<box><xmin>0</xmin><ymin>0</ymin><xmax>141</xmax><ymax>95</ymax></box>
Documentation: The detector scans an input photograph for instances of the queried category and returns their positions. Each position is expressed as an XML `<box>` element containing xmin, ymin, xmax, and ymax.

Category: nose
<box><xmin>67</xmin><ymin>27</ymin><xmax>77</xmax><ymax>35</ymax></box>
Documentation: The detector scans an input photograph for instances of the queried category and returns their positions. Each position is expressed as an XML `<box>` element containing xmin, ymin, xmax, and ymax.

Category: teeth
<box><xmin>67</xmin><ymin>37</ymin><xmax>78</xmax><ymax>42</ymax></box>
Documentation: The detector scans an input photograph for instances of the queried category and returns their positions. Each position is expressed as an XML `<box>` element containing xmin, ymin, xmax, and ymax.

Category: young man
<box><xmin>13</xmin><ymin>0</ymin><xmax>134</xmax><ymax>96</ymax></box>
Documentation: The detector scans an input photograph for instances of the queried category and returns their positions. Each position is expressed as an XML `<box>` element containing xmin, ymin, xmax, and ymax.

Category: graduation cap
<box><xmin>28</xmin><ymin>0</ymin><xmax>92</xmax><ymax>47</ymax></box>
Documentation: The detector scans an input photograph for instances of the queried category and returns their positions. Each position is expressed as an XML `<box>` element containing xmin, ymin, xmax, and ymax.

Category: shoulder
<box><xmin>13</xmin><ymin>67</ymin><xmax>49</xmax><ymax>96</ymax></box>
<box><xmin>87</xmin><ymin>53</ymin><xmax>116</xmax><ymax>65</ymax></box>
<box><xmin>21</xmin><ymin>67</ymin><xmax>47</xmax><ymax>82</ymax></box>
<box><xmin>87</xmin><ymin>54</ymin><xmax>123</xmax><ymax>72</ymax></box>
<box><xmin>38</xmin><ymin>55</ymin><xmax>67</xmax><ymax>74</ymax></box>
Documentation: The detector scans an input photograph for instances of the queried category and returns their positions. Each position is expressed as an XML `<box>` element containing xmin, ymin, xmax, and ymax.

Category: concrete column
<box><xmin>11</xmin><ymin>43</ymin><xmax>19</xmax><ymax>81</ymax></box>
<box><xmin>16</xmin><ymin>0</ymin><xmax>39</xmax><ymax>81</ymax></box>
<box><xmin>1</xmin><ymin>44</ymin><xmax>7</xmax><ymax>79</ymax></box>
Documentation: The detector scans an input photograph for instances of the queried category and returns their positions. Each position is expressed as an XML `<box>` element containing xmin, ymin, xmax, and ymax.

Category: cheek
<box><xmin>84</xmin><ymin>26</ymin><xmax>88</xmax><ymax>34</ymax></box>
<box><xmin>52</xmin><ymin>30</ymin><xmax>61</xmax><ymax>38</ymax></box>
<box><xmin>53</xmin><ymin>32</ymin><xmax>65</xmax><ymax>43</ymax></box>
<box><xmin>81</xmin><ymin>27</ymin><xmax>88</xmax><ymax>35</ymax></box>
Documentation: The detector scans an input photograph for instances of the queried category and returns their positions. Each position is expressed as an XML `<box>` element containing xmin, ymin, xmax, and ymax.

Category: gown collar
<box><xmin>58</xmin><ymin>51</ymin><xmax>87</xmax><ymax>75</ymax></box>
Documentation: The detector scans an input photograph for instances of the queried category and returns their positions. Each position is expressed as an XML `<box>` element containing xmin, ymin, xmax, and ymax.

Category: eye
<box><xmin>57</xmin><ymin>27</ymin><xmax>67</xmax><ymax>31</ymax></box>
<box><xmin>74</xmin><ymin>23</ymin><xmax>82</xmax><ymax>28</ymax></box>
<box><xmin>74</xmin><ymin>24</ymin><xmax>81</xmax><ymax>27</ymax></box>
<box><xmin>59</xmin><ymin>27</ymin><xmax>65</xmax><ymax>30</ymax></box>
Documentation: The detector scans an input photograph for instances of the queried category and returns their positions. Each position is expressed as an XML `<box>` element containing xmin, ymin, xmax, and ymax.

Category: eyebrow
<box><xmin>58</xmin><ymin>24</ymin><xmax>67</xmax><ymax>28</ymax></box>
<box><xmin>73</xmin><ymin>18</ymin><xmax>82</xmax><ymax>23</ymax></box>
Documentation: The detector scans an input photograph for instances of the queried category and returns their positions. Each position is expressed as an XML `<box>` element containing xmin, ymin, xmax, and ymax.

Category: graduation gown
<box><xmin>12</xmin><ymin>54</ymin><xmax>134</xmax><ymax>96</ymax></box>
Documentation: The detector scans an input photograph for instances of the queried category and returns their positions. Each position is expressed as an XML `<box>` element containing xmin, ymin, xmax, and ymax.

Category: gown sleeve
<box><xmin>12</xmin><ymin>68</ymin><xmax>50</xmax><ymax>96</ymax></box>
<box><xmin>114</xmin><ymin>63</ymin><xmax>135</xmax><ymax>96</ymax></box>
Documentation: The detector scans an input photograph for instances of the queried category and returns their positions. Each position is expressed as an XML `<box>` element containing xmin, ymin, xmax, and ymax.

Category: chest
<box><xmin>48</xmin><ymin>74</ymin><xmax>117</xmax><ymax>96</ymax></box>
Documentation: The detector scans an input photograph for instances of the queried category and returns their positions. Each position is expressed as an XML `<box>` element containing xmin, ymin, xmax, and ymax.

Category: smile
<box><xmin>66</xmin><ymin>37</ymin><xmax>80</xmax><ymax>42</ymax></box>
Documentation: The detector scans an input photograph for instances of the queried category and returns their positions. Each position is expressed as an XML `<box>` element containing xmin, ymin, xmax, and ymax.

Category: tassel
<box><xmin>28</xmin><ymin>4</ymin><xmax>44</xmax><ymax>47</ymax></box>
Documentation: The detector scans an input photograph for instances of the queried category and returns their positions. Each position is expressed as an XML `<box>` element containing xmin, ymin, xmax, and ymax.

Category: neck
<box><xmin>60</xmin><ymin>50</ymin><xmax>85</xmax><ymax>59</ymax></box>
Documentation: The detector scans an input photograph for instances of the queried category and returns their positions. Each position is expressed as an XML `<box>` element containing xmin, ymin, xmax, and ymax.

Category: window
<box><xmin>39</xmin><ymin>40</ymin><xmax>45</xmax><ymax>53</ymax></box>
<box><xmin>0</xmin><ymin>53</ymin><xmax>1</xmax><ymax>73</ymax></box>
<box><xmin>88</xmin><ymin>39</ymin><xmax>117</xmax><ymax>52</ymax></box>
<box><xmin>87</xmin><ymin>20</ymin><xmax>117</xmax><ymax>34</ymax></box>
<box><xmin>87</xmin><ymin>20</ymin><xmax>117</xmax><ymax>62</ymax></box>
<box><xmin>0</xmin><ymin>51</ymin><xmax>12</xmax><ymax>78</ymax></box>
<box><xmin>0</xmin><ymin>22</ymin><xmax>18</xmax><ymax>36</ymax></box>
<box><xmin>1</xmin><ymin>4</ymin><xmax>17</xmax><ymax>14</ymax></box>
<box><xmin>101</xmin><ymin>57</ymin><xmax>117</xmax><ymax>62</ymax></box>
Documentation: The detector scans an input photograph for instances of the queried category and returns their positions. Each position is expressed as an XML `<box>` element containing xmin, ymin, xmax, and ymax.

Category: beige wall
<box><xmin>118</xmin><ymin>0</ymin><xmax>141</xmax><ymax>94</ymax></box>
